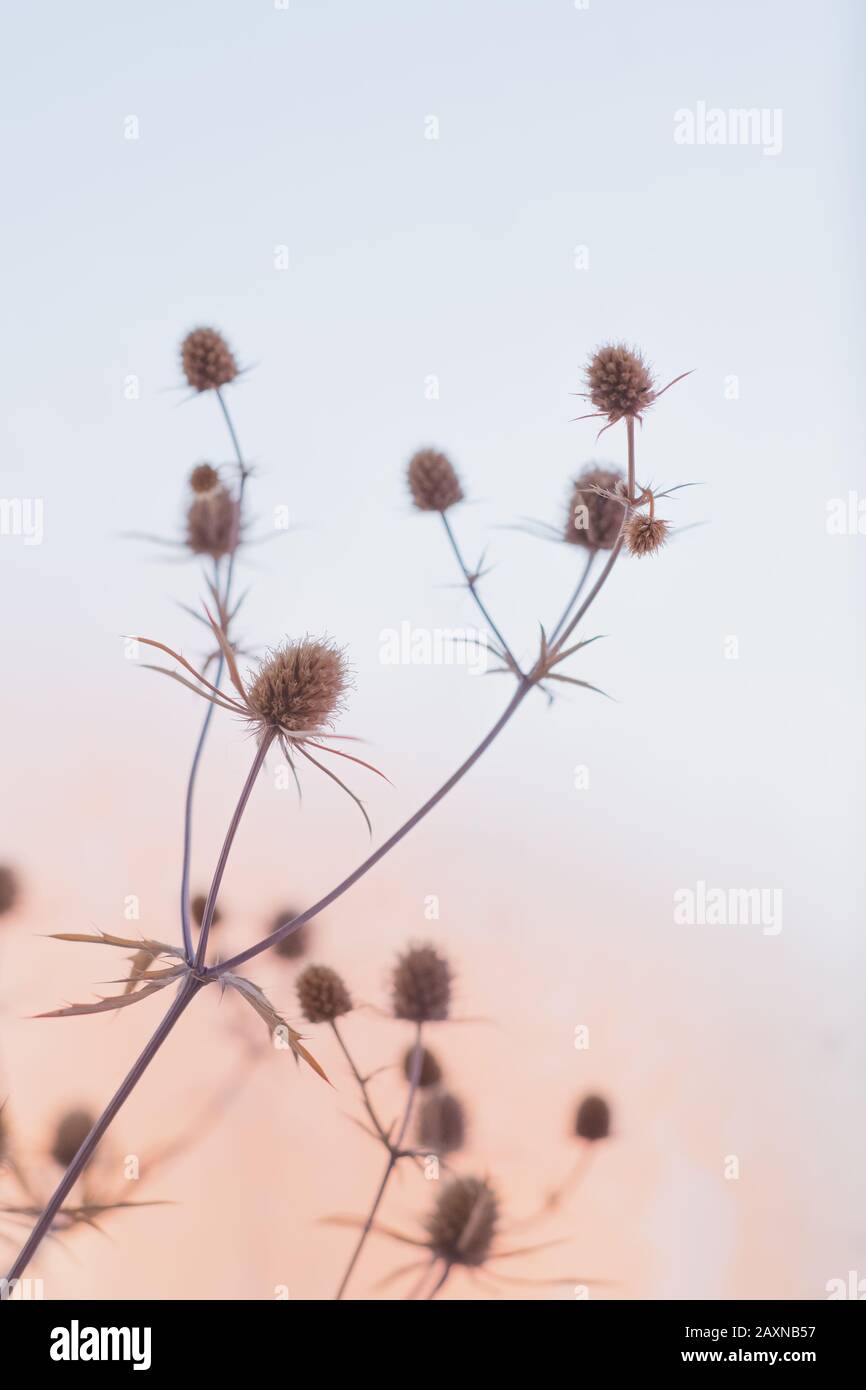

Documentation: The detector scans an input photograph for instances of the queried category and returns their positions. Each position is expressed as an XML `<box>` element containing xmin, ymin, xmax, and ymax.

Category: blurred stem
<box><xmin>335</xmin><ymin>1024</ymin><xmax>424</xmax><ymax>1300</ymax></box>
<box><xmin>330</xmin><ymin>1020</ymin><xmax>391</xmax><ymax>1148</ymax></box>
<box><xmin>426</xmin><ymin>1262</ymin><xmax>452</xmax><ymax>1299</ymax></box>
<box><xmin>440</xmin><ymin>512</ymin><xmax>521</xmax><ymax>674</ymax></box>
<box><xmin>180</xmin><ymin>389</ymin><xmax>250</xmax><ymax>962</ymax></box>
<box><xmin>549</xmin><ymin>549</ymin><xmax>595</xmax><ymax>644</ymax></box>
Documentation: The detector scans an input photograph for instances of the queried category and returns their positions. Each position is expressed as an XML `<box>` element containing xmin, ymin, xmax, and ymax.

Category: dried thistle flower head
<box><xmin>418</xmin><ymin>1090</ymin><xmax>466</xmax><ymax>1155</ymax></box>
<box><xmin>191</xmin><ymin>894</ymin><xmax>221</xmax><ymax>930</ymax></box>
<box><xmin>392</xmin><ymin>944</ymin><xmax>452</xmax><ymax>1022</ymax></box>
<box><xmin>0</xmin><ymin>864</ymin><xmax>18</xmax><ymax>917</ymax></box>
<box><xmin>270</xmin><ymin>909</ymin><xmax>309</xmax><ymax>960</ymax></box>
<box><xmin>181</xmin><ymin>327</ymin><xmax>238</xmax><ymax>393</ymax></box>
<box><xmin>565</xmin><ymin>465</ymin><xmax>626</xmax><ymax>549</ymax></box>
<box><xmin>424</xmin><ymin>1175</ymin><xmax>499</xmax><ymax>1267</ymax></box>
<box><xmin>189</xmin><ymin>462</ymin><xmax>220</xmax><ymax>495</ymax></box>
<box><xmin>624</xmin><ymin>513</ymin><xmax>669</xmax><ymax>557</ymax></box>
<box><xmin>584</xmin><ymin>343</ymin><xmax>655</xmax><ymax>424</ymax></box>
<box><xmin>403</xmin><ymin>1044</ymin><xmax>442</xmax><ymax>1088</ymax></box>
<box><xmin>574</xmin><ymin>1093</ymin><xmax>611</xmax><ymax>1142</ymax></box>
<box><xmin>185</xmin><ymin>487</ymin><xmax>239</xmax><ymax>560</ymax></box>
<box><xmin>247</xmin><ymin>640</ymin><xmax>349</xmax><ymax>737</ymax></box>
<box><xmin>51</xmin><ymin>1108</ymin><xmax>95</xmax><ymax>1168</ymax></box>
<box><xmin>407</xmin><ymin>448</ymin><xmax>464</xmax><ymax>513</ymax></box>
<box><xmin>296</xmin><ymin>964</ymin><xmax>352</xmax><ymax>1023</ymax></box>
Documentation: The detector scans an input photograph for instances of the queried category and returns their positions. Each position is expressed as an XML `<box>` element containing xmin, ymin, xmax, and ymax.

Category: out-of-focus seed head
<box><xmin>402</xmin><ymin>1044</ymin><xmax>442</xmax><ymax>1088</ymax></box>
<box><xmin>0</xmin><ymin>1106</ymin><xmax>9</xmax><ymax>1164</ymax></box>
<box><xmin>191</xmin><ymin>894</ymin><xmax>221</xmax><ymax>930</ymax></box>
<box><xmin>0</xmin><ymin>865</ymin><xmax>19</xmax><ymax>917</ymax></box>
<box><xmin>181</xmin><ymin>327</ymin><xmax>238</xmax><ymax>393</ymax></box>
<box><xmin>585</xmin><ymin>343</ymin><xmax>655</xmax><ymax>424</ymax></box>
<box><xmin>185</xmin><ymin>487</ymin><xmax>239</xmax><ymax>560</ymax></box>
<box><xmin>296</xmin><ymin>964</ymin><xmax>352</xmax><ymax>1023</ymax></box>
<box><xmin>565</xmin><ymin>465</ymin><xmax>626</xmax><ymax>550</ymax></box>
<box><xmin>574</xmin><ymin>1093</ymin><xmax>611</xmax><ymax>1142</ymax></box>
<box><xmin>189</xmin><ymin>463</ymin><xmax>221</xmax><ymax>495</ymax></box>
<box><xmin>246</xmin><ymin>639</ymin><xmax>349</xmax><ymax>737</ymax></box>
<box><xmin>624</xmin><ymin>513</ymin><xmax>670</xmax><ymax>557</ymax></box>
<box><xmin>418</xmin><ymin>1090</ymin><xmax>466</xmax><ymax>1155</ymax></box>
<box><xmin>51</xmin><ymin>1109</ymin><xmax>95</xmax><ymax>1168</ymax></box>
<box><xmin>424</xmin><ymin>1175</ymin><xmax>499</xmax><ymax>1267</ymax></box>
<box><xmin>407</xmin><ymin>448</ymin><xmax>464</xmax><ymax>513</ymax></box>
<box><xmin>391</xmin><ymin>944</ymin><xmax>452</xmax><ymax>1023</ymax></box>
<box><xmin>269</xmin><ymin>909</ymin><xmax>310</xmax><ymax>960</ymax></box>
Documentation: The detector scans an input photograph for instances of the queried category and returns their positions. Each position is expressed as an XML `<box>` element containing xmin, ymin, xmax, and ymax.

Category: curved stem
<box><xmin>330</xmin><ymin>1021</ymin><xmax>391</xmax><ymax>1148</ymax></box>
<box><xmin>549</xmin><ymin>549</ymin><xmax>595</xmax><ymax>644</ymax></box>
<box><xmin>179</xmin><ymin>389</ymin><xmax>250</xmax><ymax>961</ymax></box>
<box><xmin>194</xmin><ymin>733</ymin><xmax>274</xmax><ymax>970</ymax></box>
<box><xmin>3</xmin><ymin>977</ymin><xmax>201</xmax><ymax>1286</ymax></box>
<box><xmin>335</xmin><ymin>1025</ymin><xmax>423</xmax><ymax>1300</ymax></box>
<box><xmin>440</xmin><ymin>513</ymin><xmax>521</xmax><ymax>674</ymax></box>
<box><xmin>212</xmin><ymin>681</ymin><xmax>533</xmax><ymax>976</ymax></box>
<box><xmin>426</xmin><ymin>1262</ymin><xmax>452</xmax><ymax>1299</ymax></box>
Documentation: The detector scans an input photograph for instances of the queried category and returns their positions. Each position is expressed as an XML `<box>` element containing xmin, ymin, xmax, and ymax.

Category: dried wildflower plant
<box><xmin>4</xmin><ymin>329</ymin><xmax>692</xmax><ymax>1296</ymax></box>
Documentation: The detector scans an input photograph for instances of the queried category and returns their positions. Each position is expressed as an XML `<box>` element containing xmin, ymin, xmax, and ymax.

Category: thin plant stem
<box><xmin>179</xmin><ymin>388</ymin><xmax>250</xmax><ymax>961</ymax></box>
<box><xmin>440</xmin><ymin>512</ymin><xmax>521</xmax><ymax>674</ymax></box>
<box><xmin>549</xmin><ymin>416</ymin><xmax>636</xmax><ymax>659</ymax></box>
<box><xmin>330</xmin><ymin>1020</ymin><xmax>391</xmax><ymax>1148</ymax></box>
<box><xmin>194</xmin><ymin>732</ymin><xmax>274</xmax><ymax>970</ymax></box>
<box><xmin>426</xmin><ymin>1262</ymin><xmax>452</xmax><ymax>1299</ymax></box>
<box><xmin>335</xmin><ymin>1024</ymin><xmax>423</xmax><ymax>1300</ymax></box>
<box><xmin>549</xmin><ymin>549</ymin><xmax>595</xmax><ymax>644</ymax></box>
<box><xmin>3</xmin><ymin>976</ymin><xmax>202</xmax><ymax>1286</ymax></box>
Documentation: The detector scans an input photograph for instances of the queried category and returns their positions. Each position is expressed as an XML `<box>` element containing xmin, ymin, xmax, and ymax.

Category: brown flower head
<box><xmin>246</xmin><ymin>640</ymin><xmax>349</xmax><ymax>738</ymax></box>
<box><xmin>269</xmin><ymin>909</ymin><xmax>310</xmax><ymax>960</ymax></box>
<box><xmin>191</xmin><ymin>894</ymin><xmax>221</xmax><ymax>930</ymax></box>
<box><xmin>574</xmin><ymin>1093</ymin><xmax>611</xmax><ymax>1142</ymax></box>
<box><xmin>181</xmin><ymin>327</ymin><xmax>238</xmax><ymax>393</ymax></box>
<box><xmin>565</xmin><ymin>465</ymin><xmax>626</xmax><ymax>550</ymax></box>
<box><xmin>0</xmin><ymin>865</ymin><xmax>18</xmax><ymax>917</ymax></box>
<box><xmin>424</xmin><ymin>1176</ymin><xmax>499</xmax><ymax>1268</ymax></box>
<box><xmin>51</xmin><ymin>1109</ymin><xmax>95</xmax><ymax>1168</ymax></box>
<box><xmin>402</xmin><ymin>1044</ymin><xmax>442</xmax><ymax>1088</ymax></box>
<box><xmin>624</xmin><ymin>513</ymin><xmax>669</xmax><ymax>557</ymax></box>
<box><xmin>185</xmin><ymin>486</ymin><xmax>239</xmax><ymax>560</ymax></box>
<box><xmin>392</xmin><ymin>944</ymin><xmax>452</xmax><ymax>1022</ymax></box>
<box><xmin>0</xmin><ymin>1105</ymin><xmax>9</xmax><ymax>1165</ymax></box>
<box><xmin>297</xmin><ymin>964</ymin><xmax>352</xmax><ymax>1024</ymax></box>
<box><xmin>418</xmin><ymin>1090</ymin><xmax>466</xmax><ymax>1155</ymax></box>
<box><xmin>189</xmin><ymin>463</ymin><xmax>221</xmax><ymax>495</ymax></box>
<box><xmin>584</xmin><ymin>343</ymin><xmax>655</xmax><ymax>424</ymax></box>
<box><xmin>407</xmin><ymin>448</ymin><xmax>464</xmax><ymax>513</ymax></box>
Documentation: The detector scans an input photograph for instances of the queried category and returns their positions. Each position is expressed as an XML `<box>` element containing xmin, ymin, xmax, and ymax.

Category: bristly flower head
<box><xmin>181</xmin><ymin>327</ymin><xmax>238</xmax><ymax>393</ymax></box>
<box><xmin>136</xmin><ymin>619</ymin><xmax>385</xmax><ymax>831</ymax></box>
<box><xmin>270</xmin><ymin>908</ymin><xmax>310</xmax><ymax>960</ymax></box>
<box><xmin>392</xmin><ymin>944</ymin><xmax>452</xmax><ymax>1022</ymax></box>
<box><xmin>624</xmin><ymin>513</ymin><xmax>669</xmax><ymax>557</ymax></box>
<box><xmin>407</xmin><ymin>448</ymin><xmax>464</xmax><ymax>513</ymax></box>
<box><xmin>51</xmin><ymin>1109</ymin><xmax>95</xmax><ymax>1168</ymax></box>
<box><xmin>403</xmin><ymin>1044</ymin><xmax>442</xmax><ymax>1088</ymax></box>
<box><xmin>579</xmin><ymin>343</ymin><xmax>691</xmax><ymax>432</ymax></box>
<box><xmin>574</xmin><ymin>1093</ymin><xmax>611</xmax><ymax>1142</ymax></box>
<box><xmin>185</xmin><ymin>486</ymin><xmax>239</xmax><ymax>560</ymax></box>
<box><xmin>189</xmin><ymin>462</ymin><xmax>221</xmax><ymax>495</ymax></box>
<box><xmin>565</xmin><ymin>465</ymin><xmax>626</xmax><ymax>550</ymax></box>
<box><xmin>418</xmin><ymin>1090</ymin><xmax>466</xmax><ymax>1155</ymax></box>
<box><xmin>424</xmin><ymin>1176</ymin><xmax>499</xmax><ymax>1267</ymax></box>
<box><xmin>297</xmin><ymin>964</ymin><xmax>352</xmax><ymax>1023</ymax></box>
<box><xmin>0</xmin><ymin>864</ymin><xmax>18</xmax><ymax>917</ymax></box>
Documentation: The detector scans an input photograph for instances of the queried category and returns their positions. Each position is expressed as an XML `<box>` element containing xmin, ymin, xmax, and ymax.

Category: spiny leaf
<box><xmin>48</xmin><ymin>931</ymin><xmax>184</xmax><ymax>959</ymax></box>
<box><xmin>35</xmin><ymin>976</ymin><xmax>180</xmax><ymax>1020</ymax></box>
<box><xmin>222</xmin><ymin>973</ymin><xmax>330</xmax><ymax>1084</ymax></box>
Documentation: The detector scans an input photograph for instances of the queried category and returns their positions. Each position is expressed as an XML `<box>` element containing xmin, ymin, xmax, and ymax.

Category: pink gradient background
<box><xmin>1</xmin><ymin>0</ymin><xmax>864</xmax><ymax>1299</ymax></box>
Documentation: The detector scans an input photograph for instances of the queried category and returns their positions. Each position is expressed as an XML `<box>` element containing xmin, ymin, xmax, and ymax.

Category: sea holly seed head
<box><xmin>574</xmin><ymin>1093</ymin><xmax>611</xmax><ymax>1142</ymax></box>
<box><xmin>296</xmin><ymin>964</ymin><xmax>352</xmax><ymax>1023</ymax></box>
<box><xmin>585</xmin><ymin>343</ymin><xmax>655</xmax><ymax>423</ymax></box>
<box><xmin>51</xmin><ymin>1109</ymin><xmax>95</xmax><ymax>1168</ymax></box>
<box><xmin>270</xmin><ymin>909</ymin><xmax>309</xmax><ymax>960</ymax></box>
<box><xmin>424</xmin><ymin>1175</ymin><xmax>499</xmax><ymax>1267</ymax></box>
<box><xmin>246</xmin><ymin>639</ymin><xmax>349</xmax><ymax>737</ymax></box>
<box><xmin>392</xmin><ymin>944</ymin><xmax>452</xmax><ymax>1022</ymax></box>
<box><xmin>418</xmin><ymin>1090</ymin><xmax>466</xmax><ymax>1155</ymax></box>
<box><xmin>189</xmin><ymin>463</ymin><xmax>221</xmax><ymax>495</ymax></box>
<box><xmin>565</xmin><ymin>465</ymin><xmax>626</xmax><ymax>550</ymax></box>
<box><xmin>624</xmin><ymin>513</ymin><xmax>669</xmax><ymax>557</ymax></box>
<box><xmin>407</xmin><ymin>448</ymin><xmax>464</xmax><ymax>513</ymax></box>
<box><xmin>180</xmin><ymin>327</ymin><xmax>238</xmax><ymax>393</ymax></box>
<box><xmin>0</xmin><ymin>865</ymin><xmax>18</xmax><ymax>917</ymax></box>
<box><xmin>185</xmin><ymin>487</ymin><xmax>239</xmax><ymax>559</ymax></box>
<box><xmin>403</xmin><ymin>1044</ymin><xmax>442</xmax><ymax>1088</ymax></box>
